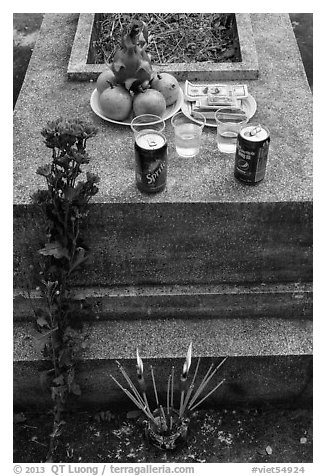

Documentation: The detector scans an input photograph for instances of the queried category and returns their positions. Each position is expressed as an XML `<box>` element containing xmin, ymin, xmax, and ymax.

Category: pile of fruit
<box><xmin>95</xmin><ymin>20</ymin><xmax>180</xmax><ymax>122</ymax></box>
<box><xmin>96</xmin><ymin>70</ymin><xmax>179</xmax><ymax>121</ymax></box>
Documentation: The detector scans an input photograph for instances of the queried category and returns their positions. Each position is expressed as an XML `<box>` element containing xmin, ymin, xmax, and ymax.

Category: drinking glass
<box><xmin>131</xmin><ymin>114</ymin><xmax>165</xmax><ymax>137</ymax></box>
<box><xmin>171</xmin><ymin>111</ymin><xmax>206</xmax><ymax>158</ymax></box>
<box><xmin>215</xmin><ymin>107</ymin><xmax>248</xmax><ymax>154</ymax></box>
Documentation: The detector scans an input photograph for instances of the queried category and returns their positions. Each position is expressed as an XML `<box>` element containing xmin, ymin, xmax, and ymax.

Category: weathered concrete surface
<box><xmin>14</xmin><ymin>355</ymin><xmax>312</xmax><ymax>410</ymax></box>
<box><xmin>67</xmin><ymin>13</ymin><xmax>259</xmax><ymax>81</ymax></box>
<box><xmin>14</xmin><ymin>282</ymin><xmax>312</xmax><ymax>322</ymax></box>
<box><xmin>14</xmin><ymin>315</ymin><xmax>312</xmax><ymax>408</ymax></box>
<box><xmin>13</xmin><ymin>318</ymin><xmax>313</xmax><ymax>363</ymax></box>
<box><xmin>14</xmin><ymin>354</ymin><xmax>312</xmax><ymax>410</ymax></box>
<box><xmin>14</xmin><ymin>200</ymin><xmax>312</xmax><ymax>289</ymax></box>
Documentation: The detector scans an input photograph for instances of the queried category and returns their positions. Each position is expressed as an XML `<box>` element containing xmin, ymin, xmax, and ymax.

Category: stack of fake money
<box><xmin>184</xmin><ymin>80</ymin><xmax>248</xmax><ymax>120</ymax></box>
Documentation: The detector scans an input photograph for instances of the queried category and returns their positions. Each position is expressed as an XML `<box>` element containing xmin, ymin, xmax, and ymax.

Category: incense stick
<box><xmin>188</xmin><ymin>379</ymin><xmax>225</xmax><ymax>411</ymax></box>
<box><xmin>110</xmin><ymin>374</ymin><xmax>156</xmax><ymax>424</ymax></box>
<box><xmin>187</xmin><ymin>362</ymin><xmax>215</xmax><ymax>409</ymax></box>
<box><xmin>188</xmin><ymin>357</ymin><xmax>227</xmax><ymax>410</ymax></box>
<box><xmin>116</xmin><ymin>362</ymin><xmax>145</xmax><ymax>407</ymax></box>
<box><xmin>179</xmin><ymin>389</ymin><xmax>185</xmax><ymax>417</ymax></box>
<box><xmin>167</xmin><ymin>374</ymin><xmax>171</xmax><ymax>415</ymax></box>
<box><xmin>180</xmin><ymin>357</ymin><xmax>201</xmax><ymax>417</ymax></box>
<box><xmin>160</xmin><ymin>405</ymin><xmax>167</xmax><ymax>431</ymax></box>
<box><xmin>150</xmin><ymin>365</ymin><xmax>159</xmax><ymax>407</ymax></box>
<box><xmin>171</xmin><ymin>366</ymin><xmax>175</xmax><ymax>409</ymax></box>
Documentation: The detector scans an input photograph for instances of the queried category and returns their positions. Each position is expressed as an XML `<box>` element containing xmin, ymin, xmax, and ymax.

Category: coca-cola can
<box><xmin>134</xmin><ymin>130</ymin><xmax>168</xmax><ymax>193</ymax></box>
<box><xmin>234</xmin><ymin>123</ymin><xmax>270</xmax><ymax>184</ymax></box>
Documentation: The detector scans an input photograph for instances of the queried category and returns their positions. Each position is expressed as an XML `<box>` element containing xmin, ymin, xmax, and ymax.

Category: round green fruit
<box><xmin>96</xmin><ymin>68</ymin><xmax>117</xmax><ymax>94</ymax></box>
<box><xmin>99</xmin><ymin>85</ymin><xmax>132</xmax><ymax>121</ymax></box>
<box><xmin>133</xmin><ymin>89</ymin><xmax>166</xmax><ymax>117</ymax></box>
<box><xmin>151</xmin><ymin>73</ymin><xmax>179</xmax><ymax>106</ymax></box>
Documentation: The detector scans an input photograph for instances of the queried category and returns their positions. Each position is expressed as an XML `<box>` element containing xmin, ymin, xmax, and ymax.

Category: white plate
<box><xmin>181</xmin><ymin>94</ymin><xmax>257</xmax><ymax>128</ymax></box>
<box><xmin>90</xmin><ymin>87</ymin><xmax>183</xmax><ymax>126</ymax></box>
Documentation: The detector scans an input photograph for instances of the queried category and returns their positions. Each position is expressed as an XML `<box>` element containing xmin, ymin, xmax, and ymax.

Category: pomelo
<box><xmin>99</xmin><ymin>85</ymin><xmax>132</xmax><ymax>121</ymax></box>
<box><xmin>96</xmin><ymin>68</ymin><xmax>117</xmax><ymax>94</ymax></box>
<box><xmin>133</xmin><ymin>89</ymin><xmax>166</xmax><ymax>117</ymax></box>
<box><xmin>151</xmin><ymin>73</ymin><xmax>179</xmax><ymax>106</ymax></box>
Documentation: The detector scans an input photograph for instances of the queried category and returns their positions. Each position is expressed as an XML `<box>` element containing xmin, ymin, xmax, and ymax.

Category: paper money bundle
<box><xmin>184</xmin><ymin>80</ymin><xmax>248</xmax><ymax>120</ymax></box>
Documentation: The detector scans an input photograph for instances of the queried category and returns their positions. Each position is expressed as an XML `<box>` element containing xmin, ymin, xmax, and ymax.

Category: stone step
<box><xmin>14</xmin><ymin>282</ymin><xmax>312</xmax><ymax>322</ymax></box>
<box><xmin>13</xmin><ymin>316</ymin><xmax>313</xmax><ymax>409</ymax></box>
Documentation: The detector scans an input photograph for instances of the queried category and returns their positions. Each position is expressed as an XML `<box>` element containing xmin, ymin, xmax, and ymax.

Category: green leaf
<box><xmin>36</xmin><ymin>316</ymin><xmax>50</xmax><ymax>328</ymax></box>
<box><xmin>51</xmin><ymin>385</ymin><xmax>68</xmax><ymax>401</ymax></box>
<box><xmin>33</xmin><ymin>331</ymin><xmax>51</xmax><ymax>352</ymax></box>
<box><xmin>64</xmin><ymin>186</ymin><xmax>78</xmax><ymax>202</ymax></box>
<box><xmin>38</xmin><ymin>242</ymin><xmax>69</xmax><ymax>259</ymax></box>
<box><xmin>69</xmin><ymin>248</ymin><xmax>88</xmax><ymax>274</ymax></box>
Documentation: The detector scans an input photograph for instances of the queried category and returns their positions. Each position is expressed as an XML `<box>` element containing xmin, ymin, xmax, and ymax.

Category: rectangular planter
<box><xmin>67</xmin><ymin>13</ymin><xmax>259</xmax><ymax>81</ymax></box>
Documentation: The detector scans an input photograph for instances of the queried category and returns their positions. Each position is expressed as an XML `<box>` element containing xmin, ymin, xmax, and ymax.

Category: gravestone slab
<box><xmin>13</xmin><ymin>13</ymin><xmax>312</xmax><ymax>406</ymax></box>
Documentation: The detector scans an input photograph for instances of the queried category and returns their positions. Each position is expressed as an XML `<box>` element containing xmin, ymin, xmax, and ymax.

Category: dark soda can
<box><xmin>234</xmin><ymin>123</ymin><xmax>270</xmax><ymax>184</ymax></box>
<box><xmin>134</xmin><ymin>130</ymin><xmax>168</xmax><ymax>193</ymax></box>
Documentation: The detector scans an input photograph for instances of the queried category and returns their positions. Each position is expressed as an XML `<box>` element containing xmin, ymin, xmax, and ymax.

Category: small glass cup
<box><xmin>131</xmin><ymin>114</ymin><xmax>165</xmax><ymax>137</ymax></box>
<box><xmin>215</xmin><ymin>107</ymin><xmax>248</xmax><ymax>154</ymax></box>
<box><xmin>171</xmin><ymin>111</ymin><xmax>206</xmax><ymax>158</ymax></box>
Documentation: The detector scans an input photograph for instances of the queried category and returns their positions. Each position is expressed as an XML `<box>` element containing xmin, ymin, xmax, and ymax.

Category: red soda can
<box><xmin>234</xmin><ymin>123</ymin><xmax>270</xmax><ymax>184</ymax></box>
<box><xmin>134</xmin><ymin>130</ymin><xmax>168</xmax><ymax>193</ymax></box>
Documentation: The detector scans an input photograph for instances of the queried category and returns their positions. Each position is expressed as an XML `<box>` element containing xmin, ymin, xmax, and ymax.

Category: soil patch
<box><xmin>14</xmin><ymin>404</ymin><xmax>312</xmax><ymax>463</ymax></box>
<box><xmin>92</xmin><ymin>13</ymin><xmax>240</xmax><ymax>65</ymax></box>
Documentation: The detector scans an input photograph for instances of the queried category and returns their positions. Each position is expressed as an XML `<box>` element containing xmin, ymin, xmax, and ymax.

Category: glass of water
<box><xmin>215</xmin><ymin>107</ymin><xmax>248</xmax><ymax>154</ymax></box>
<box><xmin>171</xmin><ymin>111</ymin><xmax>206</xmax><ymax>158</ymax></box>
<box><xmin>131</xmin><ymin>114</ymin><xmax>165</xmax><ymax>137</ymax></box>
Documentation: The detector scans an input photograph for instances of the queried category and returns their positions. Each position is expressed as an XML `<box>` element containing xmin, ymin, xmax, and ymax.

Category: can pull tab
<box><xmin>249</xmin><ymin>125</ymin><xmax>262</xmax><ymax>136</ymax></box>
<box><xmin>147</xmin><ymin>138</ymin><xmax>157</xmax><ymax>148</ymax></box>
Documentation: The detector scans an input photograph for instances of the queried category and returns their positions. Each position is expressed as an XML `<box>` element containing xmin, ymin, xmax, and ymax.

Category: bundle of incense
<box><xmin>179</xmin><ymin>356</ymin><xmax>228</xmax><ymax>418</ymax></box>
<box><xmin>111</xmin><ymin>347</ymin><xmax>228</xmax><ymax>432</ymax></box>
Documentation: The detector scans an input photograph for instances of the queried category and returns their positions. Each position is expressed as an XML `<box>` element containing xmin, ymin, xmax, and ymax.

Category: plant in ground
<box><xmin>111</xmin><ymin>343</ymin><xmax>227</xmax><ymax>450</ymax></box>
<box><xmin>31</xmin><ymin>117</ymin><xmax>99</xmax><ymax>461</ymax></box>
<box><xmin>94</xmin><ymin>13</ymin><xmax>240</xmax><ymax>65</ymax></box>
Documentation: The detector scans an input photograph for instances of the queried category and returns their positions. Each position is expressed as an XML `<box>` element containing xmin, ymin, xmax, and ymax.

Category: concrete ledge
<box><xmin>14</xmin><ymin>282</ymin><xmax>312</xmax><ymax>322</ymax></box>
<box><xmin>67</xmin><ymin>13</ymin><xmax>259</xmax><ymax>81</ymax></box>
<box><xmin>13</xmin><ymin>314</ymin><xmax>313</xmax><ymax>408</ymax></box>
<box><xmin>14</xmin><ymin>317</ymin><xmax>312</xmax><ymax>363</ymax></box>
<box><xmin>14</xmin><ymin>355</ymin><xmax>312</xmax><ymax>410</ymax></box>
